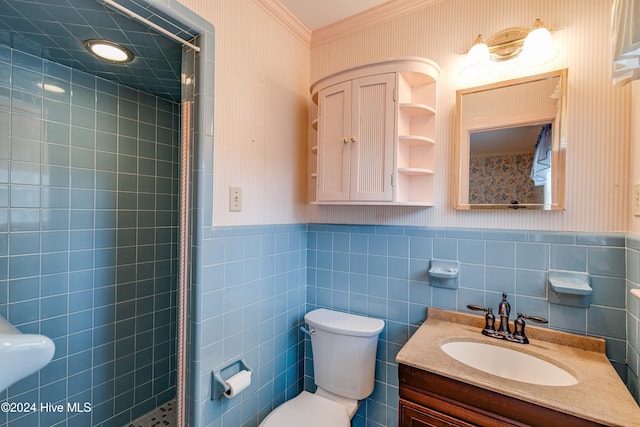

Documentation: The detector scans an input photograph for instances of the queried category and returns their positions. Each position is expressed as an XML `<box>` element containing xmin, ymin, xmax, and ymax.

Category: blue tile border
<box><xmin>212</xmin><ymin>223</ymin><xmax>307</xmax><ymax>238</ymax></box>
<box><xmin>628</xmin><ymin>234</ymin><xmax>640</xmax><ymax>251</ymax></box>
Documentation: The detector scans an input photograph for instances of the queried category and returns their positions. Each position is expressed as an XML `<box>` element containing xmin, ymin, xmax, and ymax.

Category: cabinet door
<box><xmin>317</xmin><ymin>81</ymin><xmax>351</xmax><ymax>201</ymax></box>
<box><xmin>350</xmin><ymin>73</ymin><xmax>396</xmax><ymax>201</ymax></box>
<box><xmin>400</xmin><ymin>399</ymin><xmax>476</xmax><ymax>427</ymax></box>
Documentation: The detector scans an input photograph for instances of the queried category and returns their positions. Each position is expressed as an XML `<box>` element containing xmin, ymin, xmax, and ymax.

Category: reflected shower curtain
<box><xmin>530</xmin><ymin>123</ymin><xmax>552</xmax><ymax>186</ymax></box>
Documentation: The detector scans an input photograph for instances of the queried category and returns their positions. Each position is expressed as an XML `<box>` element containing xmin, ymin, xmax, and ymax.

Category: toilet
<box><xmin>260</xmin><ymin>308</ymin><xmax>385</xmax><ymax>427</ymax></box>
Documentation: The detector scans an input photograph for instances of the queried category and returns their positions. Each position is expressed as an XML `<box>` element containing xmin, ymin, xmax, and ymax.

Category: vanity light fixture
<box><xmin>459</xmin><ymin>35</ymin><xmax>495</xmax><ymax>80</ymax></box>
<box><xmin>460</xmin><ymin>19</ymin><xmax>557</xmax><ymax>79</ymax></box>
<box><xmin>517</xmin><ymin>19</ymin><xmax>557</xmax><ymax>67</ymax></box>
<box><xmin>84</xmin><ymin>39</ymin><xmax>134</xmax><ymax>64</ymax></box>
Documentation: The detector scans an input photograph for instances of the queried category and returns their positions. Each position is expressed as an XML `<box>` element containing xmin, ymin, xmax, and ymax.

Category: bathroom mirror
<box><xmin>454</xmin><ymin>69</ymin><xmax>567</xmax><ymax>210</ymax></box>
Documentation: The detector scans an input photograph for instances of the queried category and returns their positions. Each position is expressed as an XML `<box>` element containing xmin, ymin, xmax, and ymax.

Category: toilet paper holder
<box><xmin>212</xmin><ymin>359</ymin><xmax>253</xmax><ymax>400</ymax></box>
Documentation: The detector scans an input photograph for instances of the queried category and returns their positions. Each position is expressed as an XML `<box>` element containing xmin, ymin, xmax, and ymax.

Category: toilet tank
<box><xmin>304</xmin><ymin>309</ymin><xmax>385</xmax><ymax>400</ymax></box>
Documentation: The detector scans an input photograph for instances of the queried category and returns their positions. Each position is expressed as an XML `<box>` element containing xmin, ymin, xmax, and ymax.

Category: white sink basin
<box><xmin>441</xmin><ymin>341</ymin><xmax>578</xmax><ymax>386</ymax></box>
<box><xmin>0</xmin><ymin>316</ymin><xmax>55</xmax><ymax>392</ymax></box>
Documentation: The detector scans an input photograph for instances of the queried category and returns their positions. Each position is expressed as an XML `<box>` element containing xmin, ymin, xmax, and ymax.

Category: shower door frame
<box><xmin>120</xmin><ymin>1</ymin><xmax>215</xmax><ymax>426</ymax></box>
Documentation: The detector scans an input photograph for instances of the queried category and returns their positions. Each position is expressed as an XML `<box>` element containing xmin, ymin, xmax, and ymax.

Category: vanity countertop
<box><xmin>396</xmin><ymin>308</ymin><xmax>640</xmax><ymax>427</ymax></box>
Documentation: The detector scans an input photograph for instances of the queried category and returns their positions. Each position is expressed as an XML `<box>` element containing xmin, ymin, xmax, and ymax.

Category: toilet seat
<box><xmin>259</xmin><ymin>391</ymin><xmax>350</xmax><ymax>427</ymax></box>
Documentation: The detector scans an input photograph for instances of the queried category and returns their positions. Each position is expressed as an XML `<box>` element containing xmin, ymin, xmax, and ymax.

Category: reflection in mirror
<box><xmin>469</xmin><ymin>123</ymin><xmax>552</xmax><ymax>205</ymax></box>
<box><xmin>454</xmin><ymin>69</ymin><xmax>567</xmax><ymax>210</ymax></box>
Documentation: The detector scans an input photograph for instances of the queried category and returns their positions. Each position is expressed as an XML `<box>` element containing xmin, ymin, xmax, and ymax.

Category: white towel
<box><xmin>612</xmin><ymin>0</ymin><xmax>640</xmax><ymax>86</ymax></box>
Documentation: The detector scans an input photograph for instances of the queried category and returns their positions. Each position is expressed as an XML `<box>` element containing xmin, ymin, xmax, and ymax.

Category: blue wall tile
<box><xmin>458</xmin><ymin>239</ymin><xmax>484</xmax><ymax>264</ymax></box>
<box><xmin>625</xmin><ymin>235</ymin><xmax>640</xmax><ymax>405</ymax></box>
<box><xmin>433</xmin><ymin>238</ymin><xmax>457</xmax><ymax>260</ymax></box>
<box><xmin>486</xmin><ymin>241</ymin><xmax>516</xmax><ymax>267</ymax></box>
<box><xmin>0</xmin><ymin>45</ymin><xmax>178</xmax><ymax>426</ymax></box>
<box><xmin>196</xmin><ymin>225</ymin><xmax>307</xmax><ymax>426</ymax></box>
<box><xmin>515</xmin><ymin>269</ymin><xmax>547</xmax><ymax>298</ymax></box>
<box><xmin>589</xmin><ymin>247</ymin><xmax>626</xmax><ymax>277</ymax></box>
<box><xmin>550</xmin><ymin>244</ymin><xmax>588</xmax><ymax>271</ymax></box>
<box><xmin>516</xmin><ymin>242</ymin><xmax>549</xmax><ymax>270</ymax></box>
<box><xmin>485</xmin><ymin>266</ymin><xmax>516</xmax><ymax>294</ymax></box>
<box><xmin>306</xmin><ymin>225</ymin><xmax>636</xmax><ymax>424</ymax></box>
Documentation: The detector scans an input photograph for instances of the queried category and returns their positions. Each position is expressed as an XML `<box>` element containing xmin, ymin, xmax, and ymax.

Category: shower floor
<box><xmin>127</xmin><ymin>400</ymin><xmax>176</xmax><ymax>427</ymax></box>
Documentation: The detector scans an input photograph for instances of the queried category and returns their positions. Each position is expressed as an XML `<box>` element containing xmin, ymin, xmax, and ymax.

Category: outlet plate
<box><xmin>634</xmin><ymin>184</ymin><xmax>640</xmax><ymax>217</ymax></box>
<box><xmin>229</xmin><ymin>186</ymin><xmax>242</xmax><ymax>212</ymax></box>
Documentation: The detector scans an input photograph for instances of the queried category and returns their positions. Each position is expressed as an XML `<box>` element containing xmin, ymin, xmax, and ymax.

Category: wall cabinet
<box><xmin>310</xmin><ymin>57</ymin><xmax>439</xmax><ymax>206</ymax></box>
<box><xmin>317</xmin><ymin>73</ymin><xmax>395</xmax><ymax>202</ymax></box>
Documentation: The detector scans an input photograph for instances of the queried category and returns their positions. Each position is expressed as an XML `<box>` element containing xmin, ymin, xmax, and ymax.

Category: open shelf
<box><xmin>398</xmin><ymin>167</ymin><xmax>434</xmax><ymax>176</ymax></box>
<box><xmin>312</xmin><ymin>200</ymin><xmax>434</xmax><ymax>206</ymax></box>
<box><xmin>398</xmin><ymin>135</ymin><xmax>435</xmax><ymax>146</ymax></box>
<box><xmin>399</xmin><ymin>103</ymin><xmax>435</xmax><ymax>117</ymax></box>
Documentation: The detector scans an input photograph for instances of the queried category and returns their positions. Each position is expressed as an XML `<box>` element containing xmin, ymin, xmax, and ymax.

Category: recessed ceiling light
<box><xmin>84</xmin><ymin>39</ymin><xmax>134</xmax><ymax>64</ymax></box>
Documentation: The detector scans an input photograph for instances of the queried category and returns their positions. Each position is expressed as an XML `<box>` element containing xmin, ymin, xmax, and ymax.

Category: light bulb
<box><xmin>460</xmin><ymin>35</ymin><xmax>495</xmax><ymax>79</ymax></box>
<box><xmin>84</xmin><ymin>40</ymin><xmax>134</xmax><ymax>64</ymax></box>
<box><xmin>467</xmin><ymin>36</ymin><xmax>490</xmax><ymax>64</ymax></box>
<box><xmin>518</xmin><ymin>20</ymin><xmax>556</xmax><ymax>67</ymax></box>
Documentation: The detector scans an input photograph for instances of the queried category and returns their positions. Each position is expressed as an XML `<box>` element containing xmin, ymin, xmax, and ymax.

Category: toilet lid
<box><xmin>259</xmin><ymin>391</ymin><xmax>350</xmax><ymax>427</ymax></box>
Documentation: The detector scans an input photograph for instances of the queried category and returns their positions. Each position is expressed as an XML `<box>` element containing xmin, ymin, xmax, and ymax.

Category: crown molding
<box><xmin>254</xmin><ymin>0</ymin><xmax>312</xmax><ymax>47</ymax></box>
<box><xmin>311</xmin><ymin>0</ymin><xmax>440</xmax><ymax>48</ymax></box>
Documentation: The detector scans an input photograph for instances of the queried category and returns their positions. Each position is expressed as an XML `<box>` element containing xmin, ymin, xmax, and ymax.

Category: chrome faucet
<box><xmin>496</xmin><ymin>292</ymin><xmax>512</xmax><ymax>337</ymax></box>
<box><xmin>467</xmin><ymin>293</ymin><xmax>548</xmax><ymax>344</ymax></box>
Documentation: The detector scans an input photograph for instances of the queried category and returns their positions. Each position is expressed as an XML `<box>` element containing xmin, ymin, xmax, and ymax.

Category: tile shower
<box><xmin>0</xmin><ymin>44</ymin><xmax>179</xmax><ymax>426</ymax></box>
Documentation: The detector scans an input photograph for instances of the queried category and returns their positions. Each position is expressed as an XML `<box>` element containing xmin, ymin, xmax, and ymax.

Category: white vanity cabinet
<box><xmin>310</xmin><ymin>57</ymin><xmax>439</xmax><ymax>206</ymax></box>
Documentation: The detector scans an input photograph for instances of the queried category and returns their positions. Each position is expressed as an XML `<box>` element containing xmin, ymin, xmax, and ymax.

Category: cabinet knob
<box><xmin>351</xmin><ymin>136</ymin><xmax>357</xmax><ymax>143</ymax></box>
<box><xmin>342</xmin><ymin>137</ymin><xmax>349</xmax><ymax>144</ymax></box>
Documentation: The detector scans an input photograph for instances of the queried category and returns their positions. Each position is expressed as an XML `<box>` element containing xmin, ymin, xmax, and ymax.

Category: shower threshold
<box><xmin>127</xmin><ymin>399</ymin><xmax>176</xmax><ymax>427</ymax></box>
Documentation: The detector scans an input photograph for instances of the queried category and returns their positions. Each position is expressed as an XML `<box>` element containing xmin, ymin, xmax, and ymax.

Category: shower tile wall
<box><xmin>0</xmin><ymin>44</ymin><xmax>179</xmax><ymax>426</ymax></box>
<box><xmin>306</xmin><ymin>224</ymin><xmax>629</xmax><ymax>427</ymax></box>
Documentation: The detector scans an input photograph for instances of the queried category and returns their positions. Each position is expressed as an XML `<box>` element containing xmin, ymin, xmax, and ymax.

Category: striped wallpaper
<box><xmin>178</xmin><ymin>0</ymin><xmax>632</xmax><ymax>232</ymax></box>
<box><xmin>631</xmin><ymin>80</ymin><xmax>640</xmax><ymax>234</ymax></box>
<box><xmin>308</xmin><ymin>0</ymin><xmax>631</xmax><ymax>232</ymax></box>
<box><xmin>180</xmin><ymin>0</ymin><xmax>310</xmax><ymax>227</ymax></box>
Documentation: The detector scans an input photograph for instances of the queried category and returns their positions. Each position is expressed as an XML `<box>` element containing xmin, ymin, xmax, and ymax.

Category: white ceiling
<box><xmin>279</xmin><ymin>0</ymin><xmax>392</xmax><ymax>30</ymax></box>
<box><xmin>470</xmin><ymin>125</ymin><xmax>544</xmax><ymax>155</ymax></box>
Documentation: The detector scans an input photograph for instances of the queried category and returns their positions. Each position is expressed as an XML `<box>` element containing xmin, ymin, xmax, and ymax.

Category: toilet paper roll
<box><xmin>224</xmin><ymin>370</ymin><xmax>252</xmax><ymax>398</ymax></box>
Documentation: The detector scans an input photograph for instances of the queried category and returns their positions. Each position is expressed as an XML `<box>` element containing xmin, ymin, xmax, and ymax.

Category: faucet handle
<box><xmin>510</xmin><ymin>313</ymin><xmax>529</xmax><ymax>344</ymax></box>
<box><xmin>509</xmin><ymin>313</ymin><xmax>549</xmax><ymax>344</ymax></box>
<box><xmin>466</xmin><ymin>305</ymin><xmax>498</xmax><ymax>336</ymax></box>
<box><xmin>521</xmin><ymin>314</ymin><xmax>548</xmax><ymax>324</ymax></box>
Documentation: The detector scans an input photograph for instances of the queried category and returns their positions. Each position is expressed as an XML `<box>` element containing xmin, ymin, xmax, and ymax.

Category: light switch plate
<box><xmin>229</xmin><ymin>186</ymin><xmax>242</xmax><ymax>212</ymax></box>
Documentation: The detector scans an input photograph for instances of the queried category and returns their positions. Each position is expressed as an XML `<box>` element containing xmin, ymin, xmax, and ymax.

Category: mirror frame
<box><xmin>454</xmin><ymin>69</ymin><xmax>568</xmax><ymax>210</ymax></box>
